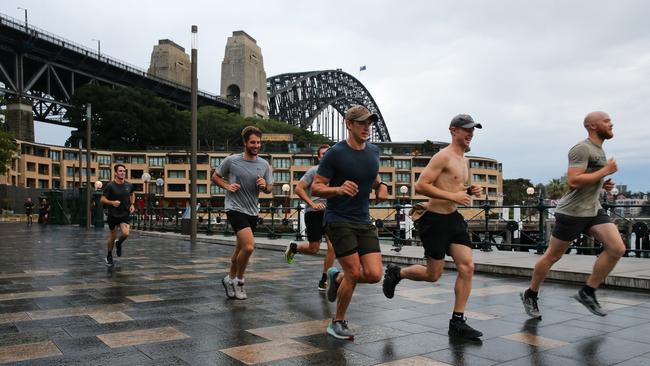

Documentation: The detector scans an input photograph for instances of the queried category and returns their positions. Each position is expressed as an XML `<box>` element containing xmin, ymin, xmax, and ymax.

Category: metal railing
<box><xmin>130</xmin><ymin>199</ymin><xmax>650</xmax><ymax>257</ymax></box>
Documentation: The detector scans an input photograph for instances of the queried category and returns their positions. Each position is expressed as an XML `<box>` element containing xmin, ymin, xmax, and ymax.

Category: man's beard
<box><xmin>245</xmin><ymin>147</ymin><xmax>258</xmax><ymax>156</ymax></box>
<box><xmin>597</xmin><ymin>130</ymin><xmax>613</xmax><ymax>140</ymax></box>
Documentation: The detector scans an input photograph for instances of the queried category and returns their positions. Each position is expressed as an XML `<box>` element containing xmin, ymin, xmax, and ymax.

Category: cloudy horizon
<box><xmin>3</xmin><ymin>0</ymin><xmax>649</xmax><ymax>192</ymax></box>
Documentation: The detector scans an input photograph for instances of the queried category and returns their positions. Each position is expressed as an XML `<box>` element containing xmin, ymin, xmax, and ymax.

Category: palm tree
<box><xmin>546</xmin><ymin>179</ymin><xmax>567</xmax><ymax>199</ymax></box>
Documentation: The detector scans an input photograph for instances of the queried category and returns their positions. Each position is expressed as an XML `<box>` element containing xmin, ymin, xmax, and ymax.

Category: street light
<box><xmin>282</xmin><ymin>184</ymin><xmax>291</xmax><ymax>220</ymax></box>
<box><xmin>91</xmin><ymin>38</ymin><xmax>101</xmax><ymax>57</ymax></box>
<box><xmin>399</xmin><ymin>185</ymin><xmax>408</xmax><ymax>204</ymax></box>
<box><xmin>94</xmin><ymin>181</ymin><xmax>103</xmax><ymax>190</ymax></box>
<box><xmin>156</xmin><ymin>178</ymin><xmax>164</xmax><ymax>223</ymax></box>
<box><xmin>526</xmin><ymin>187</ymin><xmax>535</xmax><ymax>222</ymax></box>
<box><xmin>17</xmin><ymin>7</ymin><xmax>27</xmax><ymax>29</ymax></box>
<box><xmin>142</xmin><ymin>172</ymin><xmax>151</xmax><ymax>223</ymax></box>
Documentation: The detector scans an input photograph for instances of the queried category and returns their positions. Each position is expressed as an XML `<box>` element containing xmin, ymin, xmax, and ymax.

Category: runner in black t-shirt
<box><xmin>24</xmin><ymin>197</ymin><xmax>34</xmax><ymax>226</ymax></box>
<box><xmin>100</xmin><ymin>164</ymin><xmax>135</xmax><ymax>266</ymax></box>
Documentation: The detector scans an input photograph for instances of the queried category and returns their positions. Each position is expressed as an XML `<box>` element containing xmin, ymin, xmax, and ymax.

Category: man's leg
<box><xmin>333</xmin><ymin>252</ymin><xmax>382</xmax><ymax>321</ymax></box>
<box><xmin>234</xmin><ymin>227</ymin><xmax>255</xmax><ymax>279</ymax></box>
<box><xmin>106</xmin><ymin>227</ymin><xmax>119</xmax><ymax>253</ymax></box>
<box><xmin>529</xmin><ymin>236</ymin><xmax>572</xmax><ymax>292</ymax></box>
<box><xmin>571</xmin><ymin>223</ymin><xmax>626</xmax><ymax>316</ymax></box>
<box><xmin>400</xmin><ymin>258</ymin><xmax>444</xmax><ymax>282</ymax></box>
<box><xmin>587</xmin><ymin>223</ymin><xmax>626</xmax><ymax>288</ymax></box>
<box><xmin>447</xmin><ymin>244</ymin><xmax>483</xmax><ymax>339</ymax></box>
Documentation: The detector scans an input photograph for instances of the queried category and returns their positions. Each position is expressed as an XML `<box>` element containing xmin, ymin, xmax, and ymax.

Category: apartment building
<box><xmin>1</xmin><ymin>140</ymin><xmax>503</xmax><ymax>211</ymax></box>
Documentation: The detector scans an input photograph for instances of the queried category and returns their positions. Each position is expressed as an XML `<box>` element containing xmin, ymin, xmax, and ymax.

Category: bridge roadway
<box><xmin>2</xmin><ymin>222</ymin><xmax>650</xmax><ymax>365</ymax></box>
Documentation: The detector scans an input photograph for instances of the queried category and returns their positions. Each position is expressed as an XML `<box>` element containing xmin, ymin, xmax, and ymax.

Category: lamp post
<box><xmin>17</xmin><ymin>7</ymin><xmax>27</xmax><ymax>29</ymax></box>
<box><xmin>399</xmin><ymin>185</ymin><xmax>408</xmax><ymax>204</ymax></box>
<box><xmin>526</xmin><ymin>186</ymin><xmax>535</xmax><ymax>222</ymax></box>
<box><xmin>282</xmin><ymin>184</ymin><xmax>291</xmax><ymax>220</ymax></box>
<box><xmin>91</xmin><ymin>38</ymin><xmax>101</xmax><ymax>57</ymax></box>
<box><xmin>156</xmin><ymin>178</ymin><xmax>164</xmax><ymax>225</ymax></box>
<box><xmin>190</xmin><ymin>24</ymin><xmax>198</xmax><ymax>244</ymax></box>
<box><xmin>142</xmin><ymin>172</ymin><xmax>151</xmax><ymax>226</ymax></box>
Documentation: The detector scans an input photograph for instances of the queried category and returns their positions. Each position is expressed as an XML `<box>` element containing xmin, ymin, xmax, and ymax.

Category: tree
<box><xmin>502</xmin><ymin>178</ymin><xmax>535</xmax><ymax>205</ymax></box>
<box><xmin>0</xmin><ymin>130</ymin><xmax>18</xmax><ymax>176</ymax></box>
<box><xmin>65</xmin><ymin>85</ymin><xmax>190</xmax><ymax>149</ymax></box>
<box><xmin>546</xmin><ymin>178</ymin><xmax>568</xmax><ymax>199</ymax></box>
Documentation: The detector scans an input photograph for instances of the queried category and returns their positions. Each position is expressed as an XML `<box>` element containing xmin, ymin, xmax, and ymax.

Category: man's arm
<box><xmin>312</xmin><ymin>174</ymin><xmax>358</xmax><ymax>198</ymax></box>
<box><xmin>295</xmin><ymin>180</ymin><xmax>321</xmax><ymax>209</ymax></box>
<box><xmin>414</xmin><ymin>154</ymin><xmax>469</xmax><ymax>205</ymax></box>
<box><xmin>566</xmin><ymin>159</ymin><xmax>617</xmax><ymax>189</ymax></box>
<box><xmin>372</xmin><ymin>175</ymin><xmax>388</xmax><ymax>203</ymax></box>
<box><xmin>129</xmin><ymin>191</ymin><xmax>136</xmax><ymax>214</ymax></box>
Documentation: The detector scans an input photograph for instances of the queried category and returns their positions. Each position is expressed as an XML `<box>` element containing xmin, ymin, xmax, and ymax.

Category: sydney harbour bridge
<box><xmin>0</xmin><ymin>12</ymin><xmax>391</xmax><ymax>143</ymax></box>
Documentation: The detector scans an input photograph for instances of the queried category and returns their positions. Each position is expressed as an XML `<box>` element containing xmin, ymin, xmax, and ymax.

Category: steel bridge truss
<box><xmin>267</xmin><ymin>70</ymin><xmax>391</xmax><ymax>142</ymax></box>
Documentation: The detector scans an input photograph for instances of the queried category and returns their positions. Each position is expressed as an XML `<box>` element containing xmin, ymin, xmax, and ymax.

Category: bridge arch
<box><xmin>267</xmin><ymin>70</ymin><xmax>391</xmax><ymax>142</ymax></box>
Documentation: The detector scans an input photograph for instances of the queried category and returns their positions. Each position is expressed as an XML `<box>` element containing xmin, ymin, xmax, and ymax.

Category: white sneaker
<box><xmin>234</xmin><ymin>281</ymin><xmax>247</xmax><ymax>300</ymax></box>
<box><xmin>222</xmin><ymin>276</ymin><xmax>235</xmax><ymax>299</ymax></box>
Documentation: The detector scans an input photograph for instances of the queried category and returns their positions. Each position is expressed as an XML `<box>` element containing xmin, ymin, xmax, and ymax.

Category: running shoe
<box><xmin>573</xmin><ymin>289</ymin><xmax>606</xmax><ymax>316</ymax></box>
<box><xmin>327</xmin><ymin>320</ymin><xmax>354</xmax><ymax>340</ymax></box>
<box><xmin>234</xmin><ymin>281</ymin><xmax>247</xmax><ymax>300</ymax></box>
<box><xmin>382</xmin><ymin>263</ymin><xmax>402</xmax><ymax>299</ymax></box>
<box><xmin>285</xmin><ymin>242</ymin><xmax>298</xmax><ymax>264</ymax></box>
<box><xmin>115</xmin><ymin>239</ymin><xmax>123</xmax><ymax>257</ymax></box>
<box><xmin>520</xmin><ymin>291</ymin><xmax>542</xmax><ymax>319</ymax></box>
<box><xmin>318</xmin><ymin>278</ymin><xmax>327</xmax><ymax>291</ymax></box>
<box><xmin>326</xmin><ymin>267</ymin><xmax>340</xmax><ymax>302</ymax></box>
<box><xmin>448</xmin><ymin>318</ymin><xmax>483</xmax><ymax>339</ymax></box>
<box><xmin>105</xmin><ymin>253</ymin><xmax>114</xmax><ymax>267</ymax></box>
<box><xmin>222</xmin><ymin>276</ymin><xmax>235</xmax><ymax>299</ymax></box>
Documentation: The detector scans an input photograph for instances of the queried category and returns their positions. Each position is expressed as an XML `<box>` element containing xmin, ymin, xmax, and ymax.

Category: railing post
<box><xmin>536</xmin><ymin>191</ymin><xmax>546</xmax><ymax>254</ymax></box>
<box><xmin>206</xmin><ymin>205</ymin><xmax>212</xmax><ymax>235</ymax></box>
<box><xmin>175</xmin><ymin>205</ymin><xmax>180</xmax><ymax>231</ymax></box>
<box><xmin>295</xmin><ymin>204</ymin><xmax>303</xmax><ymax>241</ymax></box>
<box><xmin>269</xmin><ymin>206</ymin><xmax>278</xmax><ymax>239</ymax></box>
<box><xmin>394</xmin><ymin>202</ymin><xmax>402</xmax><ymax>247</ymax></box>
<box><xmin>481</xmin><ymin>204</ymin><xmax>492</xmax><ymax>252</ymax></box>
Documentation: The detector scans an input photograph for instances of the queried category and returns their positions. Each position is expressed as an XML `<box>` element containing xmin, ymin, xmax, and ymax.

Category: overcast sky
<box><xmin>3</xmin><ymin>1</ymin><xmax>650</xmax><ymax>192</ymax></box>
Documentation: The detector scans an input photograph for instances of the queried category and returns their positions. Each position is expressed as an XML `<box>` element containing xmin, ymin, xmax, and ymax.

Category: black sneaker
<box><xmin>448</xmin><ymin>318</ymin><xmax>483</xmax><ymax>339</ymax></box>
<box><xmin>318</xmin><ymin>278</ymin><xmax>327</xmax><ymax>291</ymax></box>
<box><xmin>573</xmin><ymin>289</ymin><xmax>606</xmax><ymax>316</ymax></box>
<box><xmin>105</xmin><ymin>253</ymin><xmax>114</xmax><ymax>267</ymax></box>
<box><xmin>115</xmin><ymin>239</ymin><xmax>123</xmax><ymax>257</ymax></box>
<box><xmin>520</xmin><ymin>291</ymin><xmax>542</xmax><ymax>319</ymax></box>
<box><xmin>382</xmin><ymin>263</ymin><xmax>402</xmax><ymax>299</ymax></box>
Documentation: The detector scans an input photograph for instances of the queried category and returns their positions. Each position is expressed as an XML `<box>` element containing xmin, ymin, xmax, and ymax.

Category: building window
<box><xmin>131</xmin><ymin>170</ymin><xmax>144</xmax><ymax>179</ymax></box>
<box><xmin>49</xmin><ymin>151</ymin><xmax>61</xmax><ymax>161</ymax></box>
<box><xmin>293</xmin><ymin>171</ymin><xmax>305</xmax><ymax>180</ymax></box>
<box><xmin>472</xmin><ymin>174</ymin><xmax>486</xmax><ymax>182</ymax></box>
<box><xmin>26</xmin><ymin>178</ymin><xmax>35</xmax><ymax>188</ymax></box>
<box><xmin>293</xmin><ymin>158</ymin><xmax>312</xmax><ymax>166</ymax></box>
<box><xmin>413</xmin><ymin>159</ymin><xmax>428</xmax><ymax>167</ymax></box>
<box><xmin>273</xmin><ymin>171</ymin><xmax>290</xmax><ymax>182</ymax></box>
<box><xmin>131</xmin><ymin>156</ymin><xmax>145</xmax><ymax>164</ymax></box>
<box><xmin>38</xmin><ymin>164</ymin><xmax>49</xmax><ymax>175</ymax></box>
<box><xmin>396</xmin><ymin>173</ymin><xmax>410</xmax><ymax>183</ymax></box>
<box><xmin>379</xmin><ymin>173</ymin><xmax>392</xmax><ymax>182</ymax></box>
<box><xmin>66</xmin><ymin>167</ymin><xmax>76</xmax><ymax>177</ymax></box>
<box><xmin>168</xmin><ymin>170</ymin><xmax>186</xmax><ymax>178</ymax></box>
<box><xmin>395</xmin><ymin>160</ymin><xmax>411</xmax><ymax>170</ymax></box>
<box><xmin>66</xmin><ymin>181</ymin><xmax>74</xmax><ymax>190</ymax></box>
<box><xmin>210</xmin><ymin>157</ymin><xmax>224</xmax><ymax>167</ymax></box>
<box><xmin>114</xmin><ymin>155</ymin><xmax>130</xmax><ymax>164</ymax></box>
<box><xmin>97</xmin><ymin>155</ymin><xmax>111</xmax><ymax>165</ymax></box>
<box><xmin>488</xmin><ymin>175</ymin><xmax>498</xmax><ymax>184</ymax></box>
<box><xmin>26</xmin><ymin>162</ymin><xmax>36</xmax><ymax>172</ymax></box>
<box><xmin>99</xmin><ymin>168</ymin><xmax>111</xmax><ymax>180</ymax></box>
<box><xmin>272</xmin><ymin>158</ymin><xmax>290</xmax><ymax>169</ymax></box>
<box><xmin>198</xmin><ymin>184</ymin><xmax>207</xmax><ymax>194</ymax></box>
<box><xmin>149</xmin><ymin>156</ymin><xmax>166</xmax><ymax>167</ymax></box>
<box><xmin>38</xmin><ymin>179</ymin><xmax>49</xmax><ymax>189</ymax></box>
<box><xmin>81</xmin><ymin>168</ymin><xmax>96</xmax><ymax>177</ymax></box>
<box><xmin>52</xmin><ymin>179</ymin><xmax>60</xmax><ymax>189</ymax></box>
<box><xmin>211</xmin><ymin>184</ymin><xmax>226</xmax><ymax>195</ymax></box>
<box><xmin>380</xmin><ymin>158</ymin><xmax>393</xmax><ymax>167</ymax></box>
<box><xmin>414</xmin><ymin>172</ymin><xmax>421</xmax><ymax>181</ymax></box>
<box><xmin>168</xmin><ymin>184</ymin><xmax>186</xmax><ymax>192</ymax></box>
<box><xmin>197</xmin><ymin>171</ymin><xmax>207</xmax><ymax>180</ymax></box>
<box><xmin>272</xmin><ymin>185</ymin><xmax>289</xmax><ymax>196</ymax></box>
<box><xmin>52</xmin><ymin>165</ymin><xmax>60</xmax><ymax>177</ymax></box>
<box><xmin>64</xmin><ymin>151</ymin><xmax>77</xmax><ymax>161</ymax></box>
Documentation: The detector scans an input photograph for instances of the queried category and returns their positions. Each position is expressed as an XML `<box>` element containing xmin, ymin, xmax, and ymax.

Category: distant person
<box><xmin>284</xmin><ymin>144</ymin><xmax>335</xmax><ymax>291</ymax></box>
<box><xmin>521</xmin><ymin>111</ymin><xmax>623</xmax><ymax>318</ymax></box>
<box><xmin>38</xmin><ymin>198</ymin><xmax>49</xmax><ymax>224</ymax></box>
<box><xmin>100</xmin><ymin>164</ymin><xmax>135</xmax><ymax>266</ymax></box>
<box><xmin>212</xmin><ymin>126</ymin><xmax>273</xmax><ymax>300</ymax></box>
<box><xmin>24</xmin><ymin>197</ymin><xmax>34</xmax><ymax>226</ymax></box>
<box><xmin>312</xmin><ymin>105</ymin><xmax>388</xmax><ymax>340</ymax></box>
<box><xmin>382</xmin><ymin>114</ymin><xmax>484</xmax><ymax>340</ymax></box>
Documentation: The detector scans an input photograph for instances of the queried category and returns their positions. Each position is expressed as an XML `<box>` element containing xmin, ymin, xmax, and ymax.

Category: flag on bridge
<box><xmin>359</xmin><ymin>65</ymin><xmax>367</xmax><ymax>71</ymax></box>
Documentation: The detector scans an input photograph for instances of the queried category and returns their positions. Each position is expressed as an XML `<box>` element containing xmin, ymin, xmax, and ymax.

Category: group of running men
<box><xmin>101</xmin><ymin>105</ymin><xmax>623</xmax><ymax>341</ymax></box>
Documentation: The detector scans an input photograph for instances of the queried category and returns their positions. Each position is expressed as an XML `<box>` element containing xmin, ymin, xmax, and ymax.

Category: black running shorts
<box><xmin>226</xmin><ymin>210</ymin><xmax>258</xmax><ymax>233</ymax></box>
<box><xmin>325</xmin><ymin>222</ymin><xmax>380</xmax><ymax>258</ymax></box>
<box><xmin>108</xmin><ymin>215</ymin><xmax>131</xmax><ymax>230</ymax></box>
<box><xmin>417</xmin><ymin>211</ymin><xmax>472</xmax><ymax>260</ymax></box>
<box><xmin>305</xmin><ymin>211</ymin><xmax>325</xmax><ymax>243</ymax></box>
<box><xmin>552</xmin><ymin>209</ymin><xmax>612</xmax><ymax>242</ymax></box>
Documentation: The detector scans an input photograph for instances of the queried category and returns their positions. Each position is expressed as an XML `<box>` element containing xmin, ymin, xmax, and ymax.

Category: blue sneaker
<box><xmin>327</xmin><ymin>320</ymin><xmax>354</xmax><ymax>340</ymax></box>
<box><xmin>326</xmin><ymin>267</ymin><xmax>340</xmax><ymax>303</ymax></box>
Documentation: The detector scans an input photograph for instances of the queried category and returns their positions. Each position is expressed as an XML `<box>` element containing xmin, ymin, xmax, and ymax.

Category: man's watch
<box><xmin>378</xmin><ymin>181</ymin><xmax>389</xmax><ymax>188</ymax></box>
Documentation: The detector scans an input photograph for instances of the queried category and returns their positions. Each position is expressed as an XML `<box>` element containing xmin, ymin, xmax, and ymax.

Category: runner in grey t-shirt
<box><xmin>212</xmin><ymin>126</ymin><xmax>273</xmax><ymax>300</ymax></box>
<box><xmin>522</xmin><ymin>111</ymin><xmax>624</xmax><ymax>319</ymax></box>
<box><xmin>283</xmin><ymin>145</ymin><xmax>335</xmax><ymax>291</ymax></box>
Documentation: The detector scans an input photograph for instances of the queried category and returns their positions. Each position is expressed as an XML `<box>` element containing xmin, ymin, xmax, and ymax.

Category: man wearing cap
<box><xmin>312</xmin><ymin>105</ymin><xmax>388</xmax><ymax>340</ymax></box>
<box><xmin>382</xmin><ymin>114</ymin><xmax>484</xmax><ymax>340</ymax></box>
<box><xmin>521</xmin><ymin>111</ymin><xmax>623</xmax><ymax>318</ymax></box>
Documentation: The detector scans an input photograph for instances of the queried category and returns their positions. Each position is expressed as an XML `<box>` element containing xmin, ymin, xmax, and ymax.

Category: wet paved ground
<box><xmin>2</xmin><ymin>223</ymin><xmax>650</xmax><ymax>365</ymax></box>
